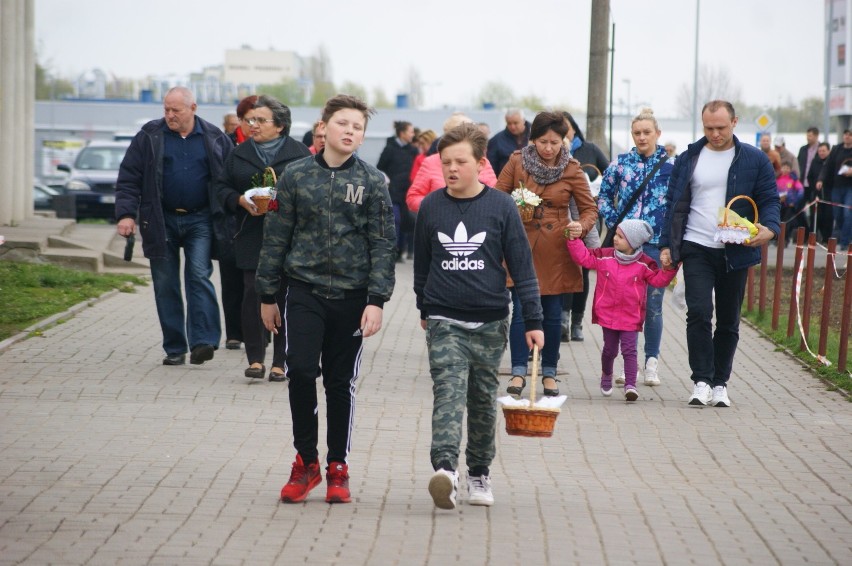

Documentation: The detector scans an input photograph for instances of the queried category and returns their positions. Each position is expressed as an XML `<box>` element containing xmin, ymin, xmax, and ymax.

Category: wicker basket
<box><xmin>715</xmin><ymin>194</ymin><xmax>758</xmax><ymax>244</ymax></box>
<box><xmin>518</xmin><ymin>205</ymin><xmax>536</xmax><ymax>223</ymax></box>
<box><xmin>580</xmin><ymin>163</ymin><xmax>603</xmax><ymax>179</ymax></box>
<box><xmin>502</xmin><ymin>345</ymin><xmax>560</xmax><ymax>437</ymax></box>
<box><xmin>253</xmin><ymin>167</ymin><xmax>277</xmax><ymax>213</ymax></box>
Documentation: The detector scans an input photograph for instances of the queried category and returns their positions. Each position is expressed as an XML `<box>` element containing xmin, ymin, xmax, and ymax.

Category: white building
<box><xmin>223</xmin><ymin>46</ymin><xmax>302</xmax><ymax>86</ymax></box>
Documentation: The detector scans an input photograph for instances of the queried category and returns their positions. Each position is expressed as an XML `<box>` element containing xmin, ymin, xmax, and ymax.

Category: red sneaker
<box><xmin>280</xmin><ymin>454</ymin><xmax>321</xmax><ymax>503</ymax></box>
<box><xmin>325</xmin><ymin>462</ymin><xmax>351</xmax><ymax>503</ymax></box>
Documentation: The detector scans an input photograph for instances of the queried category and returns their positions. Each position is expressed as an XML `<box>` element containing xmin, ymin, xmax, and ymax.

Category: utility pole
<box><xmin>586</xmin><ymin>0</ymin><xmax>610</xmax><ymax>152</ymax></box>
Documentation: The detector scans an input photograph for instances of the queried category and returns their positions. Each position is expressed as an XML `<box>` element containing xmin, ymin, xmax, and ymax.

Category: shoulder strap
<box><xmin>612</xmin><ymin>155</ymin><xmax>668</xmax><ymax>227</ymax></box>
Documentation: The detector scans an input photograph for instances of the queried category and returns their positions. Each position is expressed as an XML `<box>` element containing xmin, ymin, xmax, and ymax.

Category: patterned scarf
<box><xmin>521</xmin><ymin>144</ymin><xmax>571</xmax><ymax>185</ymax></box>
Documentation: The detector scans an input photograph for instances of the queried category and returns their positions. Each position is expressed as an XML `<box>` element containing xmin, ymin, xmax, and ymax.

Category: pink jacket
<box><xmin>405</xmin><ymin>152</ymin><xmax>498</xmax><ymax>212</ymax></box>
<box><xmin>567</xmin><ymin>239</ymin><xmax>677</xmax><ymax>331</ymax></box>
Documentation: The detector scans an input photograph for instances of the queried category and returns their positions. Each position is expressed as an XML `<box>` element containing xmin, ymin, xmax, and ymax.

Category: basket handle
<box><xmin>264</xmin><ymin>166</ymin><xmax>278</xmax><ymax>186</ymax></box>
<box><xmin>580</xmin><ymin>163</ymin><xmax>602</xmax><ymax>179</ymax></box>
<box><xmin>722</xmin><ymin>195</ymin><xmax>758</xmax><ymax>226</ymax></box>
<box><xmin>529</xmin><ymin>344</ymin><xmax>539</xmax><ymax>406</ymax></box>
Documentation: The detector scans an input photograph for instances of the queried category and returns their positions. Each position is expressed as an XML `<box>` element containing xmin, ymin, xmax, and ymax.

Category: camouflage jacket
<box><xmin>256</xmin><ymin>153</ymin><xmax>396</xmax><ymax>305</ymax></box>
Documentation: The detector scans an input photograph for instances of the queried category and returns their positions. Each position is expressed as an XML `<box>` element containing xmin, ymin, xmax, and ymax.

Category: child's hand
<box><xmin>564</xmin><ymin>221</ymin><xmax>582</xmax><ymax>240</ymax></box>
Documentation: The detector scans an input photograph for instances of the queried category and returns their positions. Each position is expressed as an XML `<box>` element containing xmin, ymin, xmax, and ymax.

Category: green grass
<box><xmin>742</xmin><ymin>309</ymin><xmax>852</xmax><ymax>398</ymax></box>
<box><xmin>0</xmin><ymin>261</ymin><xmax>147</xmax><ymax>341</ymax></box>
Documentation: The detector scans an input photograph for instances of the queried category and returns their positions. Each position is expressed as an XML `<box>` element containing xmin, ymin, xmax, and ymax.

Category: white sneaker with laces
<box><xmin>428</xmin><ymin>469</ymin><xmax>458</xmax><ymax>509</ymax></box>
<box><xmin>467</xmin><ymin>474</ymin><xmax>494</xmax><ymax>506</ymax></box>
<box><xmin>688</xmin><ymin>381</ymin><xmax>713</xmax><ymax>406</ymax></box>
<box><xmin>643</xmin><ymin>357</ymin><xmax>661</xmax><ymax>386</ymax></box>
<box><xmin>711</xmin><ymin>385</ymin><xmax>731</xmax><ymax>407</ymax></box>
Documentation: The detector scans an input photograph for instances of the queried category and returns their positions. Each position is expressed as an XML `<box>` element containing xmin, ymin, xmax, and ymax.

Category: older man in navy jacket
<box><xmin>116</xmin><ymin>86</ymin><xmax>233</xmax><ymax>366</ymax></box>
<box><xmin>660</xmin><ymin>100</ymin><xmax>780</xmax><ymax>408</ymax></box>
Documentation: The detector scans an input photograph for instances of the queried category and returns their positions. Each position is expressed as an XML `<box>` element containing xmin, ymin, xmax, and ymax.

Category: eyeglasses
<box><xmin>243</xmin><ymin>117</ymin><xmax>274</xmax><ymax>126</ymax></box>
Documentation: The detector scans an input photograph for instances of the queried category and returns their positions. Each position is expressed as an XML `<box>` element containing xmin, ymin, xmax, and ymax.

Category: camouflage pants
<box><xmin>426</xmin><ymin>318</ymin><xmax>509</xmax><ymax>471</ymax></box>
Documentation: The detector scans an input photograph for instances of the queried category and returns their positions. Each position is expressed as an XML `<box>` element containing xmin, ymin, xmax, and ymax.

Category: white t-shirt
<box><xmin>684</xmin><ymin>146</ymin><xmax>735</xmax><ymax>248</ymax></box>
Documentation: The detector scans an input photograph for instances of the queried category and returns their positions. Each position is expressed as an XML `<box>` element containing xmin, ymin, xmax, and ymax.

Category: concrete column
<box><xmin>0</xmin><ymin>0</ymin><xmax>34</xmax><ymax>227</ymax></box>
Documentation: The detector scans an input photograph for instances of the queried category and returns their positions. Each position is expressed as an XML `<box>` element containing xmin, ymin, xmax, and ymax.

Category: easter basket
<box><xmin>252</xmin><ymin>167</ymin><xmax>277</xmax><ymax>213</ymax></box>
<box><xmin>714</xmin><ymin>195</ymin><xmax>758</xmax><ymax>245</ymax></box>
<box><xmin>511</xmin><ymin>182</ymin><xmax>542</xmax><ymax>224</ymax></box>
<box><xmin>500</xmin><ymin>346</ymin><xmax>561</xmax><ymax>438</ymax></box>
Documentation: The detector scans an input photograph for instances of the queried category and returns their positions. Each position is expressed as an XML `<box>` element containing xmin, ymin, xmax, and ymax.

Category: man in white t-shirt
<box><xmin>659</xmin><ymin>100</ymin><xmax>780</xmax><ymax>408</ymax></box>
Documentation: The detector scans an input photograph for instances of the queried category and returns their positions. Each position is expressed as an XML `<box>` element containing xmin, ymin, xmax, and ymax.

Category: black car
<box><xmin>56</xmin><ymin>140</ymin><xmax>130</xmax><ymax>220</ymax></box>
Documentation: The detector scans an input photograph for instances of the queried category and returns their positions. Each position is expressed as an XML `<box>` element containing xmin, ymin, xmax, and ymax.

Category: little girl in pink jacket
<box><xmin>566</xmin><ymin>219</ymin><xmax>678</xmax><ymax>401</ymax></box>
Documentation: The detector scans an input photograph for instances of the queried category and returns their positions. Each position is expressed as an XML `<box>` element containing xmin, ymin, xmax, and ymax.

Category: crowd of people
<box><xmin>117</xmin><ymin>86</ymin><xmax>848</xmax><ymax>512</ymax></box>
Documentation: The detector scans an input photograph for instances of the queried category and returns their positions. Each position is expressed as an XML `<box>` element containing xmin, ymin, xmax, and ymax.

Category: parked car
<box><xmin>55</xmin><ymin>140</ymin><xmax>130</xmax><ymax>220</ymax></box>
<box><xmin>33</xmin><ymin>181</ymin><xmax>61</xmax><ymax>210</ymax></box>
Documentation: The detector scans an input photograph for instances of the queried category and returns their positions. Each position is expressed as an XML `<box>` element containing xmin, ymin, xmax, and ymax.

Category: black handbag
<box><xmin>601</xmin><ymin>155</ymin><xmax>668</xmax><ymax>248</ymax></box>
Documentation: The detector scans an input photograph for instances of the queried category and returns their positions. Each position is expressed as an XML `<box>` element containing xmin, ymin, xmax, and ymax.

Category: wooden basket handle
<box><xmin>529</xmin><ymin>344</ymin><xmax>539</xmax><ymax>406</ymax></box>
<box><xmin>264</xmin><ymin>166</ymin><xmax>278</xmax><ymax>186</ymax></box>
<box><xmin>722</xmin><ymin>195</ymin><xmax>758</xmax><ymax>226</ymax></box>
<box><xmin>580</xmin><ymin>163</ymin><xmax>603</xmax><ymax>179</ymax></box>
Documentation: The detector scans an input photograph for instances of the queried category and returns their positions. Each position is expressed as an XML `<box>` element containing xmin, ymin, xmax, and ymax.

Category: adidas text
<box><xmin>441</xmin><ymin>257</ymin><xmax>485</xmax><ymax>271</ymax></box>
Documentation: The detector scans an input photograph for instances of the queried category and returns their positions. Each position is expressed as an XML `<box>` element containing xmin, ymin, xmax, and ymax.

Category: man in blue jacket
<box><xmin>486</xmin><ymin>109</ymin><xmax>530</xmax><ymax>176</ymax></box>
<box><xmin>115</xmin><ymin>86</ymin><xmax>233</xmax><ymax>366</ymax></box>
<box><xmin>659</xmin><ymin>100</ymin><xmax>779</xmax><ymax>408</ymax></box>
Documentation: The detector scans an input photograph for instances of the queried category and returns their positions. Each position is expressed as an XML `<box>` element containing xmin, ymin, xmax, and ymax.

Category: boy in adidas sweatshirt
<box><xmin>413</xmin><ymin>123</ymin><xmax>544</xmax><ymax>510</ymax></box>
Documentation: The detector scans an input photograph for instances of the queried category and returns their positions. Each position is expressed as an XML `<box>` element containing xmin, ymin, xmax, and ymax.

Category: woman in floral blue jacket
<box><xmin>598</xmin><ymin>107</ymin><xmax>674</xmax><ymax>387</ymax></box>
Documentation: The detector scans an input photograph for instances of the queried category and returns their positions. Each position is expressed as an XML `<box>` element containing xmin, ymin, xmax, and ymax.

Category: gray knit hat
<box><xmin>617</xmin><ymin>219</ymin><xmax>653</xmax><ymax>250</ymax></box>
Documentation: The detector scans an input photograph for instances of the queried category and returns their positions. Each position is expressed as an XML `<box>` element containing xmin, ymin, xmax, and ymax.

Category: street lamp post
<box><xmin>623</xmin><ymin>78</ymin><xmax>631</xmax><ymax>148</ymax></box>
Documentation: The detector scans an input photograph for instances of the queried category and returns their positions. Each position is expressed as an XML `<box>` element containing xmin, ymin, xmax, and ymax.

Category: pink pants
<box><xmin>601</xmin><ymin>327</ymin><xmax>639</xmax><ymax>388</ymax></box>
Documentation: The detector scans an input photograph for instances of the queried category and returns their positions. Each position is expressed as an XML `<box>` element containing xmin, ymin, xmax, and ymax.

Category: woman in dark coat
<box><xmin>216</xmin><ymin>95</ymin><xmax>311</xmax><ymax>381</ymax></box>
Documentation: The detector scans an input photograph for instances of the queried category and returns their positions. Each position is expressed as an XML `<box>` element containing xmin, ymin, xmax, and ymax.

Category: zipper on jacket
<box><xmin>327</xmin><ymin>171</ymin><xmax>335</xmax><ymax>294</ymax></box>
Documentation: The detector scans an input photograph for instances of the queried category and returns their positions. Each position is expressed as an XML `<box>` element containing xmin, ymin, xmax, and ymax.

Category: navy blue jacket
<box><xmin>486</xmin><ymin>121</ymin><xmax>531</xmax><ymax>176</ymax></box>
<box><xmin>660</xmin><ymin>135</ymin><xmax>780</xmax><ymax>271</ymax></box>
<box><xmin>115</xmin><ymin>117</ymin><xmax>232</xmax><ymax>259</ymax></box>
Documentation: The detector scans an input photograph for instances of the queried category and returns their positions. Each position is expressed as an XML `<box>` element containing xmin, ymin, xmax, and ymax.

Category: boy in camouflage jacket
<box><xmin>257</xmin><ymin>95</ymin><xmax>396</xmax><ymax>504</ymax></box>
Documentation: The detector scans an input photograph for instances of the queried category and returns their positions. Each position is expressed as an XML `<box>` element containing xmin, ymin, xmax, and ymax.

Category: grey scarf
<box><xmin>521</xmin><ymin>144</ymin><xmax>571</xmax><ymax>185</ymax></box>
<box><xmin>615</xmin><ymin>247</ymin><xmax>643</xmax><ymax>265</ymax></box>
<box><xmin>252</xmin><ymin>135</ymin><xmax>286</xmax><ymax>166</ymax></box>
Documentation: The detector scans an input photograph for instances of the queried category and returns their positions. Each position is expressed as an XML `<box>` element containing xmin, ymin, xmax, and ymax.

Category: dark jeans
<box><xmin>561</xmin><ymin>267</ymin><xmax>590</xmax><ymax>318</ymax></box>
<box><xmin>284</xmin><ymin>283</ymin><xmax>365</xmax><ymax>465</ymax></box>
<box><xmin>241</xmin><ymin>270</ymin><xmax>285</xmax><ymax>368</ymax></box>
<box><xmin>219</xmin><ymin>257</ymin><xmax>243</xmax><ymax>342</ymax></box>
<box><xmin>681</xmin><ymin>241</ymin><xmax>748</xmax><ymax>387</ymax></box>
<box><xmin>149</xmin><ymin>210</ymin><xmax>221</xmax><ymax>355</ymax></box>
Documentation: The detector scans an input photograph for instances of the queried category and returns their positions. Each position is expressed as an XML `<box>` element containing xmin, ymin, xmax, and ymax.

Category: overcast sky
<box><xmin>35</xmin><ymin>0</ymin><xmax>827</xmax><ymax>119</ymax></box>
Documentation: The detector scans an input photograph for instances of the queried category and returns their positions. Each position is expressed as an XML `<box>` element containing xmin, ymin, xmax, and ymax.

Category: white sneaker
<box><xmin>643</xmin><ymin>357</ymin><xmax>661</xmax><ymax>386</ymax></box>
<box><xmin>467</xmin><ymin>474</ymin><xmax>494</xmax><ymax>506</ymax></box>
<box><xmin>711</xmin><ymin>385</ymin><xmax>731</xmax><ymax>407</ymax></box>
<box><xmin>614</xmin><ymin>370</ymin><xmax>625</xmax><ymax>386</ymax></box>
<box><xmin>688</xmin><ymin>381</ymin><xmax>713</xmax><ymax>406</ymax></box>
<box><xmin>428</xmin><ymin>469</ymin><xmax>458</xmax><ymax>509</ymax></box>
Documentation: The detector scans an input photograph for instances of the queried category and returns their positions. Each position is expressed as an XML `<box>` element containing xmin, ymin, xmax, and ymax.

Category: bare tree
<box><xmin>676</xmin><ymin>64</ymin><xmax>742</xmax><ymax>118</ymax></box>
<box><xmin>339</xmin><ymin>81</ymin><xmax>368</xmax><ymax>102</ymax></box>
<box><xmin>476</xmin><ymin>81</ymin><xmax>516</xmax><ymax>109</ymax></box>
<box><xmin>372</xmin><ymin>87</ymin><xmax>393</xmax><ymax>109</ymax></box>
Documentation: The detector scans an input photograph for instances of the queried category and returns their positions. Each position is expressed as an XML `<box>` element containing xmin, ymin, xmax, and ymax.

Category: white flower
<box><xmin>511</xmin><ymin>184</ymin><xmax>542</xmax><ymax>207</ymax></box>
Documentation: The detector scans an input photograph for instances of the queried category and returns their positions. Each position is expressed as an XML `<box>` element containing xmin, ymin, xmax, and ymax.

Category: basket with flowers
<box><xmin>247</xmin><ymin>167</ymin><xmax>277</xmax><ymax>213</ymax></box>
<box><xmin>510</xmin><ymin>182</ymin><xmax>542</xmax><ymax>223</ymax></box>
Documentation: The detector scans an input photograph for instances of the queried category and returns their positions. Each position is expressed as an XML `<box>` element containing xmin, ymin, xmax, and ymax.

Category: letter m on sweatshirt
<box><xmin>344</xmin><ymin>184</ymin><xmax>365</xmax><ymax>205</ymax></box>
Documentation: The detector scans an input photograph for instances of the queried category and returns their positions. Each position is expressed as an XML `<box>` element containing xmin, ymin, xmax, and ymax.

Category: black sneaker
<box><xmin>162</xmin><ymin>354</ymin><xmax>186</xmax><ymax>365</ymax></box>
<box><xmin>190</xmin><ymin>344</ymin><xmax>214</xmax><ymax>365</ymax></box>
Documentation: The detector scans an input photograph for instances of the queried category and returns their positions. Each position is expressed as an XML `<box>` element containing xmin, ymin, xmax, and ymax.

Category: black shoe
<box><xmin>163</xmin><ymin>354</ymin><xmax>186</xmax><ymax>365</ymax></box>
<box><xmin>190</xmin><ymin>344</ymin><xmax>215</xmax><ymax>365</ymax></box>
<box><xmin>225</xmin><ymin>340</ymin><xmax>241</xmax><ymax>350</ymax></box>
<box><xmin>268</xmin><ymin>370</ymin><xmax>287</xmax><ymax>382</ymax></box>
<box><xmin>507</xmin><ymin>376</ymin><xmax>526</xmax><ymax>396</ymax></box>
<box><xmin>244</xmin><ymin>364</ymin><xmax>265</xmax><ymax>379</ymax></box>
<box><xmin>542</xmin><ymin>377</ymin><xmax>561</xmax><ymax>397</ymax></box>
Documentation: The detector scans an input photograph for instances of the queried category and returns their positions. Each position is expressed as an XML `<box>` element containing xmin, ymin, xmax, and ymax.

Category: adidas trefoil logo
<box><xmin>438</xmin><ymin>222</ymin><xmax>486</xmax><ymax>271</ymax></box>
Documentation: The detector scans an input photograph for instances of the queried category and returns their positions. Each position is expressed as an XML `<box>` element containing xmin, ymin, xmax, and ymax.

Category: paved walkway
<box><xmin>1</xmin><ymin>240</ymin><xmax>851</xmax><ymax>564</ymax></box>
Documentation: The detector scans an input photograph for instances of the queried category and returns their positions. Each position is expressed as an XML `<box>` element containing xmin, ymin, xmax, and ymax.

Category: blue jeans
<box><xmin>681</xmin><ymin>241</ymin><xmax>748</xmax><ymax>387</ymax></box>
<box><xmin>642</xmin><ymin>244</ymin><xmax>665</xmax><ymax>362</ymax></box>
<box><xmin>509</xmin><ymin>290</ymin><xmax>562</xmax><ymax>377</ymax></box>
<box><xmin>149</xmin><ymin>210</ymin><xmax>221</xmax><ymax>355</ymax></box>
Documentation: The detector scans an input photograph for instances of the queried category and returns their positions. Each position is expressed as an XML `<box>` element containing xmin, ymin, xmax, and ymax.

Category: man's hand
<box><xmin>260</xmin><ymin>303</ymin><xmax>281</xmax><ymax>334</ymax></box>
<box><xmin>745</xmin><ymin>223</ymin><xmax>775</xmax><ymax>247</ymax></box>
<box><xmin>117</xmin><ymin>218</ymin><xmax>136</xmax><ymax>237</ymax></box>
<box><xmin>420</xmin><ymin>319</ymin><xmax>427</xmax><ymax>331</ymax></box>
<box><xmin>361</xmin><ymin>305</ymin><xmax>383</xmax><ymax>338</ymax></box>
<box><xmin>660</xmin><ymin>248</ymin><xmax>672</xmax><ymax>269</ymax></box>
<box><xmin>525</xmin><ymin>329</ymin><xmax>544</xmax><ymax>351</ymax></box>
